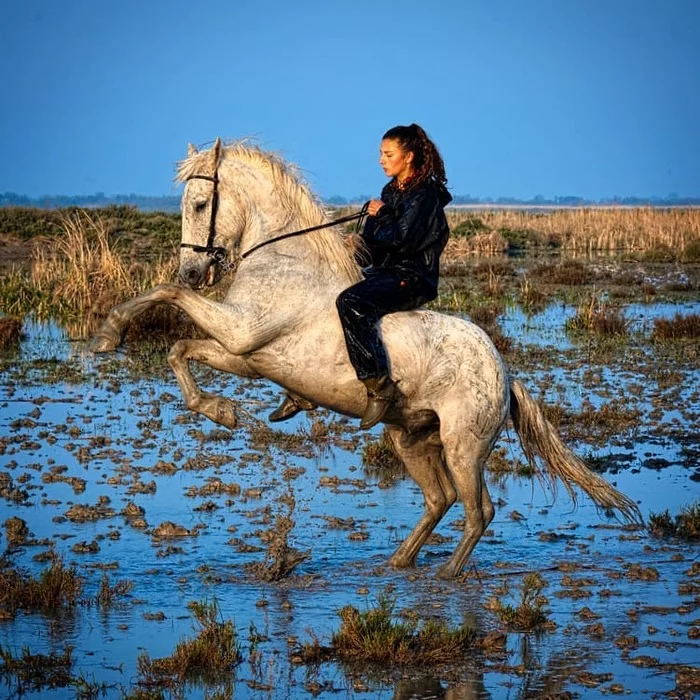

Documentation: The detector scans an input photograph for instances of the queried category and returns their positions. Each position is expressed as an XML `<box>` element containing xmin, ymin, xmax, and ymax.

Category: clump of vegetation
<box><xmin>0</xmin><ymin>204</ymin><xmax>181</xmax><ymax>245</ymax></box>
<box><xmin>362</xmin><ymin>430</ymin><xmax>402</xmax><ymax>470</ymax></box>
<box><xmin>518</xmin><ymin>275</ymin><xmax>548</xmax><ymax>311</ymax></box>
<box><xmin>531</xmin><ymin>259</ymin><xmax>590</xmax><ymax>286</ymax></box>
<box><xmin>565</xmin><ymin>292</ymin><xmax>628</xmax><ymax>337</ymax></box>
<box><xmin>470</xmin><ymin>303</ymin><xmax>502</xmax><ymax>328</ymax></box>
<box><xmin>0</xmin><ymin>553</ymin><xmax>84</xmax><ymax>616</ymax></box>
<box><xmin>95</xmin><ymin>573</ymin><xmax>134</xmax><ymax>608</ymax></box>
<box><xmin>649</xmin><ymin>502</ymin><xmax>700</xmax><ymax>541</ymax></box>
<box><xmin>325</xmin><ymin>591</ymin><xmax>477</xmax><ymax>664</ymax></box>
<box><xmin>0</xmin><ymin>210</ymin><xmax>193</xmax><ymax>341</ymax></box>
<box><xmin>652</xmin><ymin>313</ymin><xmax>700</xmax><ymax>340</ymax></box>
<box><xmin>451</xmin><ymin>214</ymin><xmax>488</xmax><ymax>238</ymax></box>
<box><xmin>681</xmin><ymin>238</ymin><xmax>700</xmax><ymax>262</ymax></box>
<box><xmin>137</xmin><ymin>600</ymin><xmax>241</xmax><ymax>688</ymax></box>
<box><xmin>0</xmin><ymin>317</ymin><xmax>23</xmax><ymax>349</ymax></box>
<box><xmin>498</xmin><ymin>226</ymin><xmax>547</xmax><ymax>251</ymax></box>
<box><xmin>642</xmin><ymin>243</ymin><xmax>676</xmax><ymax>263</ymax></box>
<box><xmin>0</xmin><ymin>644</ymin><xmax>74</xmax><ymax>694</ymax></box>
<box><xmin>488</xmin><ymin>573</ymin><xmax>553</xmax><ymax>631</ymax></box>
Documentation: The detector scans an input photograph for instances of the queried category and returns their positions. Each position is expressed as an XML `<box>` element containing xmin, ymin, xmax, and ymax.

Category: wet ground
<box><xmin>0</xmin><ymin>263</ymin><xmax>699</xmax><ymax>699</ymax></box>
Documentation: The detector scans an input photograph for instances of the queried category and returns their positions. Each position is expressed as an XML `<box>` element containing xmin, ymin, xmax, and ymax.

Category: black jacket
<box><xmin>361</xmin><ymin>178</ymin><xmax>452</xmax><ymax>298</ymax></box>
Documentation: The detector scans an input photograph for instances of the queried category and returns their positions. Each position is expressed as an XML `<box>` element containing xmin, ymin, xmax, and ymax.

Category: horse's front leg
<box><xmin>91</xmin><ymin>284</ymin><xmax>184</xmax><ymax>352</ymax></box>
<box><xmin>167</xmin><ymin>339</ymin><xmax>261</xmax><ymax>430</ymax></box>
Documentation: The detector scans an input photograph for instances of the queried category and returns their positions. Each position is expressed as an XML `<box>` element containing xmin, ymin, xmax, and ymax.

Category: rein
<box><xmin>180</xmin><ymin>171</ymin><xmax>368</xmax><ymax>274</ymax></box>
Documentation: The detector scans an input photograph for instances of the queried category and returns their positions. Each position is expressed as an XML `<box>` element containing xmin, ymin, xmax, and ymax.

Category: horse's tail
<box><xmin>509</xmin><ymin>379</ymin><xmax>644</xmax><ymax>527</ymax></box>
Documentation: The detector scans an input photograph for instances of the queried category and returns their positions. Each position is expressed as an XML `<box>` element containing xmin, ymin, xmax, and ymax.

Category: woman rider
<box><xmin>270</xmin><ymin>123</ymin><xmax>452</xmax><ymax>429</ymax></box>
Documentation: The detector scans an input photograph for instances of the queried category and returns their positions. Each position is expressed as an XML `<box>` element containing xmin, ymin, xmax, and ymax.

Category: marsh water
<box><xmin>1</xmin><ymin>263</ymin><xmax>699</xmax><ymax>698</ymax></box>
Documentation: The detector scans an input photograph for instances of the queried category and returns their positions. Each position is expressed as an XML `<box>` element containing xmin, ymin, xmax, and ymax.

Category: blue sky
<box><xmin>1</xmin><ymin>0</ymin><xmax>698</xmax><ymax>200</ymax></box>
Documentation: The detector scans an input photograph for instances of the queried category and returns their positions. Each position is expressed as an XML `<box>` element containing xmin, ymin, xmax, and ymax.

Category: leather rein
<box><xmin>180</xmin><ymin>171</ymin><xmax>368</xmax><ymax>274</ymax></box>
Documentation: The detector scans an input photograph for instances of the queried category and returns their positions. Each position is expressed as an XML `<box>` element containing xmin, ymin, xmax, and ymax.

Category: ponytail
<box><xmin>382</xmin><ymin>123</ymin><xmax>447</xmax><ymax>187</ymax></box>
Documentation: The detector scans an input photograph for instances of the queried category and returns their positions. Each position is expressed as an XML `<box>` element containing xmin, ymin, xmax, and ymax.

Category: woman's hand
<box><xmin>367</xmin><ymin>199</ymin><xmax>385</xmax><ymax>216</ymax></box>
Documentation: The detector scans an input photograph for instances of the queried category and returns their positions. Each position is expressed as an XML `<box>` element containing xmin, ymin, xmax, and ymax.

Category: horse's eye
<box><xmin>194</xmin><ymin>201</ymin><xmax>207</xmax><ymax>213</ymax></box>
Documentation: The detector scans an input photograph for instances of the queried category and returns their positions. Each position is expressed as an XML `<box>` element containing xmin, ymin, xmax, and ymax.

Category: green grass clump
<box><xmin>451</xmin><ymin>214</ymin><xmax>488</xmax><ymax>238</ymax></box>
<box><xmin>642</xmin><ymin>243</ymin><xmax>676</xmax><ymax>262</ymax></box>
<box><xmin>681</xmin><ymin>238</ymin><xmax>700</xmax><ymax>262</ymax></box>
<box><xmin>137</xmin><ymin>600</ymin><xmax>241</xmax><ymax>688</ymax></box>
<box><xmin>650</xmin><ymin>502</ymin><xmax>700</xmax><ymax>541</ymax></box>
<box><xmin>0</xmin><ymin>554</ymin><xmax>84</xmax><ymax>615</ymax></box>
<box><xmin>489</xmin><ymin>573</ymin><xmax>552</xmax><ymax>631</ymax></box>
<box><xmin>330</xmin><ymin>592</ymin><xmax>476</xmax><ymax>664</ymax></box>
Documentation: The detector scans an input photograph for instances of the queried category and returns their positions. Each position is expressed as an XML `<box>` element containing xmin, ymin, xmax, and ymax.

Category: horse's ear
<box><xmin>212</xmin><ymin>137</ymin><xmax>222</xmax><ymax>165</ymax></box>
<box><xmin>187</xmin><ymin>143</ymin><xmax>198</xmax><ymax>157</ymax></box>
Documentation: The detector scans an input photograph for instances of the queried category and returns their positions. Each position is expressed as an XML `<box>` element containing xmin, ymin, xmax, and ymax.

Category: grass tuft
<box><xmin>488</xmin><ymin>573</ymin><xmax>553</xmax><ymax>631</ymax></box>
<box><xmin>137</xmin><ymin>599</ymin><xmax>241</xmax><ymax>688</ymax></box>
<box><xmin>0</xmin><ymin>553</ymin><xmax>84</xmax><ymax>615</ymax></box>
<box><xmin>362</xmin><ymin>430</ymin><xmax>403</xmax><ymax>470</ymax></box>
<box><xmin>650</xmin><ymin>502</ymin><xmax>700</xmax><ymax>541</ymax></box>
<box><xmin>565</xmin><ymin>292</ymin><xmax>628</xmax><ymax>337</ymax></box>
<box><xmin>329</xmin><ymin>591</ymin><xmax>477</xmax><ymax>664</ymax></box>
<box><xmin>652</xmin><ymin>313</ymin><xmax>700</xmax><ymax>340</ymax></box>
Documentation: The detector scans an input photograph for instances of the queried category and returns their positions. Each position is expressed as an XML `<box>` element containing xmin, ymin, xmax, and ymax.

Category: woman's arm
<box><xmin>363</xmin><ymin>185</ymin><xmax>439</xmax><ymax>253</ymax></box>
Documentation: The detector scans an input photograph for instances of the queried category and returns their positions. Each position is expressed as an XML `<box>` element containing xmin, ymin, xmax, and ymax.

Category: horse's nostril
<box><xmin>180</xmin><ymin>268</ymin><xmax>202</xmax><ymax>287</ymax></box>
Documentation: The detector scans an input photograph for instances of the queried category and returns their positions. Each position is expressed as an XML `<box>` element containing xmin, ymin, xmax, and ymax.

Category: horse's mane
<box><xmin>176</xmin><ymin>141</ymin><xmax>362</xmax><ymax>283</ymax></box>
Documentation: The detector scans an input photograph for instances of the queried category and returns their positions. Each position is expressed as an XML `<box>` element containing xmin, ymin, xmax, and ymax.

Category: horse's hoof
<box><xmin>90</xmin><ymin>333</ymin><xmax>120</xmax><ymax>353</ymax></box>
<box><xmin>202</xmin><ymin>396</ymin><xmax>238</xmax><ymax>430</ymax></box>
<box><xmin>388</xmin><ymin>554</ymin><xmax>414</xmax><ymax>569</ymax></box>
<box><xmin>216</xmin><ymin>402</ymin><xmax>238</xmax><ymax>430</ymax></box>
<box><xmin>436</xmin><ymin>563</ymin><xmax>459</xmax><ymax>580</ymax></box>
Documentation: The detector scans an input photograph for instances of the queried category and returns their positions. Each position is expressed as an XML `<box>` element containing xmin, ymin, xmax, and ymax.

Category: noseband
<box><xmin>180</xmin><ymin>172</ymin><xmax>233</xmax><ymax>270</ymax></box>
<box><xmin>180</xmin><ymin>165</ymin><xmax>368</xmax><ymax>275</ymax></box>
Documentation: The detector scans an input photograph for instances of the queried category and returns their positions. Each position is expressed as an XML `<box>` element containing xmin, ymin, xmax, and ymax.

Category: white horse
<box><xmin>92</xmin><ymin>138</ymin><xmax>642</xmax><ymax>578</ymax></box>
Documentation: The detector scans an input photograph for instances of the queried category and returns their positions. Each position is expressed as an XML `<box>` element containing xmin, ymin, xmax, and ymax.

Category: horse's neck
<box><xmin>236</xmin><ymin>163</ymin><xmax>360</xmax><ymax>287</ymax></box>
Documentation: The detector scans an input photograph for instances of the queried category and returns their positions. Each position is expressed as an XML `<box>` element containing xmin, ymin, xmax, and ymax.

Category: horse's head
<box><xmin>178</xmin><ymin>138</ymin><xmax>246</xmax><ymax>289</ymax></box>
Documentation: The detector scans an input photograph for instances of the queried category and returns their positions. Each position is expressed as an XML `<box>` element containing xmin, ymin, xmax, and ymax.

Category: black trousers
<box><xmin>336</xmin><ymin>268</ymin><xmax>433</xmax><ymax>381</ymax></box>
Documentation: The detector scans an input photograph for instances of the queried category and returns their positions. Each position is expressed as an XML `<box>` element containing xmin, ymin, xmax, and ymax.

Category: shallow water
<box><xmin>1</xmin><ymin>299</ymin><xmax>699</xmax><ymax>699</ymax></box>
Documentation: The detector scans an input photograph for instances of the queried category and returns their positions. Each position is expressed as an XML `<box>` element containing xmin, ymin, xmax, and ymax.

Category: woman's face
<box><xmin>379</xmin><ymin>138</ymin><xmax>414</xmax><ymax>181</ymax></box>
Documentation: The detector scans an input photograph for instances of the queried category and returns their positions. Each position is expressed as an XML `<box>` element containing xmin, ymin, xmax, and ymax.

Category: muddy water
<box><xmin>0</xmin><ymin>299</ymin><xmax>699</xmax><ymax>699</ymax></box>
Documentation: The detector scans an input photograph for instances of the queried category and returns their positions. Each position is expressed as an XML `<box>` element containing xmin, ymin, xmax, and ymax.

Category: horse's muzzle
<box><xmin>179</xmin><ymin>263</ymin><xmax>218</xmax><ymax>289</ymax></box>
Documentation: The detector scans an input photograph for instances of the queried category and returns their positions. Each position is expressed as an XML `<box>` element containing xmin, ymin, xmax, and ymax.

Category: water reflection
<box><xmin>392</xmin><ymin>675</ymin><xmax>488</xmax><ymax>699</ymax></box>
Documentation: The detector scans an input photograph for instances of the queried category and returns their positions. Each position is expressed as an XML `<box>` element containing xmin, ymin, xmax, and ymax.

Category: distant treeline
<box><xmin>0</xmin><ymin>192</ymin><xmax>182</xmax><ymax>212</ymax></box>
<box><xmin>1</xmin><ymin>191</ymin><xmax>699</xmax><ymax>211</ymax></box>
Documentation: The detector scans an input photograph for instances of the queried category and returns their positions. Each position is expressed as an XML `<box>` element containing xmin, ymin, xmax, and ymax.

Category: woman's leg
<box><xmin>336</xmin><ymin>270</ymin><xmax>425</xmax><ymax>428</ymax></box>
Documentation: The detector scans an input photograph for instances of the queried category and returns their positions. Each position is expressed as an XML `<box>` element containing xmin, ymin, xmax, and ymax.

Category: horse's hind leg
<box><xmin>437</xmin><ymin>423</ymin><xmax>495</xmax><ymax>579</ymax></box>
<box><xmin>385</xmin><ymin>425</ymin><xmax>457</xmax><ymax>569</ymax></box>
<box><xmin>167</xmin><ymin>339</ymin><xmax>261</xmax><ymax>430</ymax></box>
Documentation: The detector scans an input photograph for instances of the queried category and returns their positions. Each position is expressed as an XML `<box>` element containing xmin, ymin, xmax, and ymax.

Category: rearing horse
<box><xmin>92</xmin><ymin>138</ymin><xmax>642</xmax><ymax>578</ymax></box>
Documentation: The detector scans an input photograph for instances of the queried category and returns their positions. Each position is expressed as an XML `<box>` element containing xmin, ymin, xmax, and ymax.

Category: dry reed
<box><xmin>29</xmin><ymin>211</ymin><xmax>178</xmax><ymax>337</ymax></box>
<box><xmin>652</xmin><ymin>313</ymin><xmax>700</xmax><ymax>340</ymax></box>
<box><xmin>444</xmin><ymin>207</ymin><xmax>700</xmax><ymax>254</ymax></box>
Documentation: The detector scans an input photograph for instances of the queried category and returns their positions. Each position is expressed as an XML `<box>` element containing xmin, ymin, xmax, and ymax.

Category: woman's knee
<box><xmin>336</xmin><ymin>288</ymin><xmax>373</xmax><ymax>316</ymax></box>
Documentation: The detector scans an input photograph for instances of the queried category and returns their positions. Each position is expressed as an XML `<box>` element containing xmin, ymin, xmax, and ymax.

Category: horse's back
<box><xmin>381</xmin><ymin>308</ymin><xmax>509</xmax><ymax>415</ymax></box>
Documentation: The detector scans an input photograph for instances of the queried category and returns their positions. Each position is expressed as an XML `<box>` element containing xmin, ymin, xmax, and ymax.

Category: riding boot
<box><xmin>360</xmin><ymin>376</ymin><xmax>398</xmax><ymax>430</ymax></box>
<box><xmin>268</xmin><ymin>392</ymin><xmax>317</xmax><ymax>422</ymax></box>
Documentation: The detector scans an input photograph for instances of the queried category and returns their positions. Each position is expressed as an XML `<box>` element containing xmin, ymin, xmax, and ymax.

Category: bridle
<box><xmin>180</xmin><ymin>168</ymin><xmax>368</xmax><ymax>275</ymax></box>
<box><xmin>179</xmin><ymin>173</ymin><xmax>231</xmax><ymax>269</ymax></box>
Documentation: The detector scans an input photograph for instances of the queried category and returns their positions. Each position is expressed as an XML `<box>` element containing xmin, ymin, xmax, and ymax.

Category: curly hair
<box><xmin>382</xmin><ymin>123</ymin><xmax>447</xmax><ymax>188</ymax></box>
